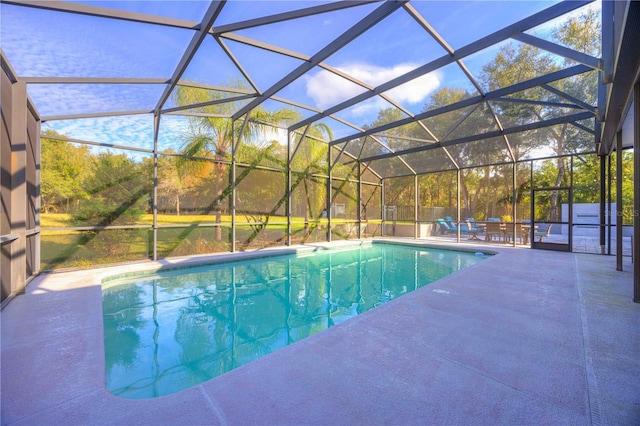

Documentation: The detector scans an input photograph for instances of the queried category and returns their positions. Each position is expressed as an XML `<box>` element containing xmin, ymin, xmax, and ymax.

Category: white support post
<box><xmin>414</xmin><ymin>174</ymin><xmax>419</xmax><ymax>239</ymax></box>
<box><xmin>10</xmin><ymin>81</ymin><xmax>28</xmax><ymax>293</ymax></box>
<box><xmin>287</xmin><ymin>130</ymin><xmax>292</xmax><ymax>246</ymax></box>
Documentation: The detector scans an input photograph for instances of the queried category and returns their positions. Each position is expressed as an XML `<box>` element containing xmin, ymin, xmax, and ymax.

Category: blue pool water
<box><xmin>102</xmin><ymin>243</ymin><xmax>488</xmax><ymax>399</ymax></box>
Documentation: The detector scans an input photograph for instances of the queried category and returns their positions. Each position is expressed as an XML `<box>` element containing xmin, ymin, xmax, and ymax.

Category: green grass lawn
<box><xmin>42</xmin><ymin>213</ymin><xmax>228</xmax><ymax>227</ymax></box>
<box><xmin>41</xmin><ymin>213</ymin><xmax>357</xmax><ymax>227</ymax></box>
<box><xmin>39</xmin><ymin>213</ymin><xmax>377</xmax><ymax>270</ymax></box>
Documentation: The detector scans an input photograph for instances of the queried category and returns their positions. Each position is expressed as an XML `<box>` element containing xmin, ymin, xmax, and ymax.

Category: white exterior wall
<box><xmin>561</xmin><ymin>203</ymin><xmax>632</xmax><ymax>236</ymax></box>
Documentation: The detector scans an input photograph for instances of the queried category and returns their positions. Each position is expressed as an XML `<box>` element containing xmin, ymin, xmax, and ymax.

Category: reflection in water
<box><xmin>102</xmin><ymin>244</ymin><xmax>486</xmax><ymax>398</ymax></box>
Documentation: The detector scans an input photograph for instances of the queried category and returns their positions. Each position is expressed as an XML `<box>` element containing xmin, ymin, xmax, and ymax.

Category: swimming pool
<box><xmin>102</xmin><ymin>242</ymin><xmax>488</xmax><ymax>399</ymax></box>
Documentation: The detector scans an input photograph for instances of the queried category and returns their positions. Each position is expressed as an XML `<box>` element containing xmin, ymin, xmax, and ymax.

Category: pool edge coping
<box><xmin>98</xmin><ymin>239</ymin><xmax>498</xmax><ymax>287</ymax></box>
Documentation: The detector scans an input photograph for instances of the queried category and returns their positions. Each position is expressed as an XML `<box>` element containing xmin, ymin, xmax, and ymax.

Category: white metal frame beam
<box><xmin>360</xmin><ymin>111</ymin><xmax>593</xmax><ymax>162</ymax></box>
<box><xmin>232</xmin><ymin>0</ymin><xmax>406</xmax><ymax>121</ymax></box>
<box><xmin>330</xmin><ymin>64</ymin><xmax>593</xmax><ymax>147</ymax></box>
<box><xmin>154</xmin><ymin>1</ymin><xmax>226</xmax><ymax>114</ymax></box>
<box><xmin>1</xmin><ymin>0</ymin><xmax>200</xmax><ymax>29</ymax></box>
<box><xmin>512</xmin><ymin>33</ymin><xmax>601</xmax><ymax>70</ymax></box>
<box><xmin>291</xmin><ymin>0</ymin><xmax>593</xmax><ymax>132</ymax></box>
<box><xmin>213</xmin><ymin>1</ymin><xmax>379</xmax><ymax>34</ymax></box>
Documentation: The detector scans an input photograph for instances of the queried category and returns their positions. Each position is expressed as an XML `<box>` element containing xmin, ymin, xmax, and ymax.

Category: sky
<box><xmin>0</xmin><ymin>0</ymin><xmax>598</xmax><ymax>154</ymax></box>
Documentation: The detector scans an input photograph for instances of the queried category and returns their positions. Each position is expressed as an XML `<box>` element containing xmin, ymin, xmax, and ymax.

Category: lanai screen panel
<box><xmin>2</xmin><ymin>0</ymin><xmax>601</xmax><ymax>177</ymax></box>
<box><xmin>44</xmin><ymin>115</ymin><xmax>156</xmax><ymax>151</ymax></box>
<box><xmin>0</xmin><ymin>4</ymin><xmax>193</xmax><ymax>79</ymax></box>
<box><xmin>0</xmin><ymin>0</ymin><xmax>606</xmax><ymax>271</ymax></box>
<box><xmin>400</xmin><ymin>148</ymin><xmax>457</xmax><ymax>174</ymax></box>
<box><xmin>446</xmin><ymin>137</ymin><xmax>513</xmax><ymax>168</ymax></box>
<box><xmin>29</xmin><ymin>84</ymin><xmax>165</xmax><ymax>118</ymax></box>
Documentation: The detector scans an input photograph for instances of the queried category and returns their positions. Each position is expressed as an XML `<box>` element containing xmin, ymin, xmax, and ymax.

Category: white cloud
<box><xmin>305</xmin><ymin>67</ymin><xmax>368</xmax><ymax>110</ymax></box>
<box><xmin>304</xmin><ymin>63</ymin><xmax>440</xmax><ymax>115</ymax></box>
<box><xmin>385</xmin><ymin>71</ymin><xmax>441</xmax><ymax>104</ymax></box>
<box><xmin>261</xmin><ymin>127</ymin><xmax>289</xmax><ymax>146</ymax></box>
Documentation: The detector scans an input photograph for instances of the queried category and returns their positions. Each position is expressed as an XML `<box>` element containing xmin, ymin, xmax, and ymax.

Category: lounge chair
<box><xmin>444</xmin><ymin>216</ymin><xmax>456</xmax><ymax>229</ymax></box>
<box><xmin>534</xmin><ymin>223</ymin><xmax>553</xmax><ymax>242</ymax></box>
<box><xmin>437</xmin><ymin>218</ymin><xmax>455</xmax><ymax>235</ymax></box>
<box><xmin>438</xmin><ymin>218</ymin><xmax>481</xmax><ymax>239</ymax></box>
<box><xmin>462</xmin><ymin>220</ymin><xmax>483</xmax><ymax>240</ymax></box>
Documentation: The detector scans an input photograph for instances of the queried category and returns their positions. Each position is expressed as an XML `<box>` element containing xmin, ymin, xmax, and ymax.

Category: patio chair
<box><xmin>504</xmin><ymin>223</ymin><xmax>529</xmax><ymax>244</ymax></box>
<box><xmin>534</xmin><ymin>223</ymin><xmax>553</xmax><ymax>242</ymax></box>
<box><xmin>485</xmin><ymin>221</ymin><xmax>503</xmax><ymax>242</ymax></box>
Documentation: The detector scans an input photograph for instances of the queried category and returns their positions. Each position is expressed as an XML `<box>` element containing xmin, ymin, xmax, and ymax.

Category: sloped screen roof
<box><xmin>1</xmin><ymin>0</ymin><xmax>601</xmax><ymax>177</ymax></box>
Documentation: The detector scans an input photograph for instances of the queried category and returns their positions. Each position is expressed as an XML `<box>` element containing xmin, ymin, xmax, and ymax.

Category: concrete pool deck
<box><xmin>1</xmin><ymin>239</ymin><xmax>638</xmax><ymax>425</ymax></box>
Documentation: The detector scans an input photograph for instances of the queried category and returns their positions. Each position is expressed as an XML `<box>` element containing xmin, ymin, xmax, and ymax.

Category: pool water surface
<box><xmin>102</xmin><ymin>243</ymin><xmax>488</xmax><ymax>398</ymax></box>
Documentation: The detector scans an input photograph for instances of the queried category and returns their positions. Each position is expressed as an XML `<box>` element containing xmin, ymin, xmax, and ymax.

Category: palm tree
<box><xmin>290</xmin><ymin>123</ymin><xmax>332</xmax><ymax>241</ymax></box>
<box><xmin>174</xmin><ymin>84</ymin><xmax>301</xmax><ymax>241</ymax></box>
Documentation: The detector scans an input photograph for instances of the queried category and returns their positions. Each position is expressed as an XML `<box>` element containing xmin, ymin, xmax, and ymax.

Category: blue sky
<box><xmin>0</xmin><ymin>0</ymin><xmax>598</xmax><ymax>153</ymax></box>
